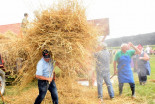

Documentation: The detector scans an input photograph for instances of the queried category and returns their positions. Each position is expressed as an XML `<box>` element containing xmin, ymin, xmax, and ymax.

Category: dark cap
<box><xmin>24</xmin><ymin>13</ymin><xmax>28</xmax><ymax>17</ymax></box>
<box><xmin>42</xmin><ymin>49</ymin><xmax>51</xmax><ymax>59</ymax></box>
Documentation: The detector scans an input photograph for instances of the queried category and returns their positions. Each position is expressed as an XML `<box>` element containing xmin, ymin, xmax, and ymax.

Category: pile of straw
<box><xmin>11</xmin><ymin>0</ymin><xmax>99</xmax><ymax>87</ymax></box>
<box><xmin>0</xmin><ymin>0</ymin><xmax>102</xmax><ymax>103</ymax></box>
<box><xmin>4</xmin><ymin>79</ymin><xmax>99</xmax><ymax>104</ymax></box>
<box><xmin>0</xmin><ymin>31</ymin><xmax>17</xmax><ymax>43</ymax></box>
<box><xmin>0</xmin><ymin>34</ymin><xmax>6</xmax><ymax>40</ymax></box>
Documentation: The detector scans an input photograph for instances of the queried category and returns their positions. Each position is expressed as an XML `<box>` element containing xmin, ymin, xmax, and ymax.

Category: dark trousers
<box><xmin>138</xmin><ymin>74</ymin><xmax>147</xmax><ymax>83</ymax></box>
<box><xmin>119</xmin><ymin>83</ymin><xmax>135</xmax><ymax>95</ymax></box>
<box><xmin>34</xmin><ymin>80</ymin><xmax>58</xmax><ymax>104</ymax></box>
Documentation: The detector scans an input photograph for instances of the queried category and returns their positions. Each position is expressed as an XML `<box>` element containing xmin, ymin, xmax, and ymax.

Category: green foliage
<box><xmin>55</xmin><ymin>66</ymin><xmax>61</xmax><ymax>77</ymax></box>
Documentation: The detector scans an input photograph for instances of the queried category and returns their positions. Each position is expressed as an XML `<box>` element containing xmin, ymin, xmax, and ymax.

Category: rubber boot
<box><xmin>130</xmin><ymin>83</ymin><xmax>135</xmax><ymax>97</ymax></box>
<box><xmin>119</xmin><ymin>83</ymin><xmax>123</xmax><ymax>95</ymax></box>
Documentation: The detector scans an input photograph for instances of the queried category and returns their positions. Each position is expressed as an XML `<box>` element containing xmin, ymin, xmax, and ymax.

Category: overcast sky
<box><xmin>0</xmin><ymin>0</ymin><xmax>155</xmax><ymax>39</ymax></box>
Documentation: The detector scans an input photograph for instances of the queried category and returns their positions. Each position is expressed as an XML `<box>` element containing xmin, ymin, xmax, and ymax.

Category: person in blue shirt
<box><xmin>34</xmin><ymin>50</ymin><xmax>59</xmax><ymax>104</ymax></box>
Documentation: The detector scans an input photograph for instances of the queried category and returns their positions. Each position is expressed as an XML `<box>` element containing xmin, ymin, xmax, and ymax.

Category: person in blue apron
<box><xmin>136</xmin><ymin>45</ymin><xmax>150</xmax><ymax>85</ymax></box>
<box><xmin>113</xmin><ymin>42</ymin><xmax>140</xmax><ymax>97</ymax></box>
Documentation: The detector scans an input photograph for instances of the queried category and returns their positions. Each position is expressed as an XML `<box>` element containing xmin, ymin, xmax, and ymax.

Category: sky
<box><xmin>0</xmin><ymin>0</ymin><xmax>155</xmax><ymax>39</ymax></box>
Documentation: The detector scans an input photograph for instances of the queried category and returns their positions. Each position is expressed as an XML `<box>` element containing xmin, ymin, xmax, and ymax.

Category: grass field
<box><xmin>0</xmin><ymin>55</ymin><xmax>155</xmax><ymax>104</ymax></box>
<box><xmin>132</xmin><ymin>55</ymin><xmax>155</xmax><ymax>104</ymax></box>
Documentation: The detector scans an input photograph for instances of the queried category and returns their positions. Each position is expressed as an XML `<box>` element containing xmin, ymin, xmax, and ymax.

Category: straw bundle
<box><xmin>0</xmin><ymin>34</ymin><xmax>6</xmax><ymax>40</ymax></box>
<box><xmin>0</xmin><ymin>0</ymin><xmax>98</xmax><ymax>87</ymax></box>
<box><xmin>0</xmin><ymin>1</ymin><xmax>101</xmax><ymax>103</ymax></box>
<box><xmin>0</xmin><ymin>31</ymin><xmax>17</xmax><ymax>44</ymax></box>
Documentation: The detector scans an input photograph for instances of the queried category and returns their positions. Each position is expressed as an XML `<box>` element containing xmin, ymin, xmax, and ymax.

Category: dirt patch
<box><xmin>149</xmin><ymin>79</ymin><xmax>155</xmax><ymax>83</ymax></box>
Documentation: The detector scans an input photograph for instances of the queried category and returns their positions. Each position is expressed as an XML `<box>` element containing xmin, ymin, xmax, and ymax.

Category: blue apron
<box><xmin>146</xmin><ymin>61</ymin><xmax>151</xmax><ymax>75</ymax></box>
<box><xmin>117</xmin><ymin>55</ymin><xmax>134</xmax><ymax>83</ymax></box>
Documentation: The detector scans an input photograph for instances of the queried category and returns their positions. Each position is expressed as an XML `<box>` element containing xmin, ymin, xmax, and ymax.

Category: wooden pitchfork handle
<box><xmin>102</xmin><ymin>74</ymin><xmax>115</xmax><ymax>85</ymax></box>
<box><xmin>48</xmin><ymin>61</ymin><xmax>56</xmax><ymax>84</ymax></box>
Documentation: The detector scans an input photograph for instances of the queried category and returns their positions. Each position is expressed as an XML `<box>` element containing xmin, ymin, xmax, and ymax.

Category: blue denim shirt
<box><xmin>36</xmin><ymin>58</ymin><xmax>54</xmax><ymax>78</ymax></box>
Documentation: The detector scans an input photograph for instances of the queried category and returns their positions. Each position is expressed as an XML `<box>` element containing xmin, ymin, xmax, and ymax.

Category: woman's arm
<box><xmin>139</xmin><ymin>53</ymin><xmax>150</xmax><ymax>61</ymax></box>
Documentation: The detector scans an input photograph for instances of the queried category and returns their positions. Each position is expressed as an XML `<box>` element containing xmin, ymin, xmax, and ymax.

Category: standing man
<box><xmin>21</xmin><ymin>13</ymin><xmax>29</xmax><ymax>37</ymax></box>
<box><xmin>113</xmin><ymin>42</ymin><xmax>140</xmax><ymax>97</ymax></box>
<box><xmin>34</xmin><ymin>49</ymin><xmax>58</xmax><ymax>104</ymax></box>
<box><xmin>95</xmin><ymin>42</ymin><xmax>114</xmax><ymax>103</ymax></box>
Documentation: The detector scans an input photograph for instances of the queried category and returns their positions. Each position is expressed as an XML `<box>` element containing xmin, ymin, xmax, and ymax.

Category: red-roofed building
<box><xmin>0</xmin><ymin>23</ymin><xmax>21</xmax><ymax>34</ymax></box>
<box><xmin>0</xmin><ymin>18</ymin><xmax>109</xmax><ymax>36</ymax></box>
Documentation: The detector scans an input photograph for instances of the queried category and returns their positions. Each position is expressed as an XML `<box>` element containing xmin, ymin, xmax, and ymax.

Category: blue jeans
<box><xmin>96</xmin><ymin>71</ymin><xmax>114</xmax><ymax>99</ymax></box>
<box><xmin>34</xmin><ymin>80</ymin><xmax>58</xmax><ymax>104</ymax></box>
